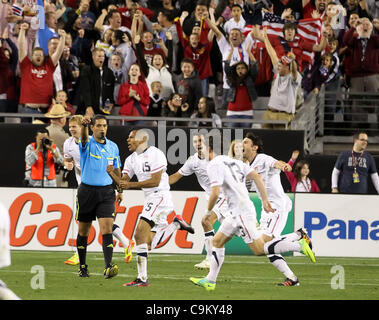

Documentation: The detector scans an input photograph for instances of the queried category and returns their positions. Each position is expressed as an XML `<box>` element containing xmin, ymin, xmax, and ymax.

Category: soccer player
<box><xmin>243</xmin><ymin>131</ymin><xmax>314</xmax><ymax>286</ymax></box>
<box><xmin>107</xmin><ymin>129</ymin><xmax>195</xmax><ymax>287</ymax></box>
<box><xmin>0</xmin><ymin>202</ymin><xmax>21</xmax><ymax>300</ymax></box>
<box><xmin>63</xmin><ymin>115</ymin><xmax>134</xmax><ymax>266</ymax></box>
<box><xmin>190</xmin><ymin>136</ymin><xmax>315</xmax><ymax>291</ymax></box>
<box><xmin>169</xmin><ymin>134</ymin><xmax>229</xmax><ymax>270</ymax></box>
<box><xmin>75</xmin><ymin>115</ymin><xmax>120</xmax><ymax>279</ymax></box>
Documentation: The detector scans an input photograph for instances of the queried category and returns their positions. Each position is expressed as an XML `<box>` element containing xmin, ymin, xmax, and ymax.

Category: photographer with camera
<box><xmin>24</xmin><ymin>128</ymin><xmax>64</xmax><ymax>187</ymax></box>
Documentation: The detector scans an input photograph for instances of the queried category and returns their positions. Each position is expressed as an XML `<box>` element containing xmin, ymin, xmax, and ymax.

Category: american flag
<box><xmin>12</xmin><ymin>4</ymin><xmax>23</xmax><ymax>17</ymax></box>
<box><xmin>261</xmin><ymin>12</ymin><xmax>323</xmax><ymax>65</ymax></box>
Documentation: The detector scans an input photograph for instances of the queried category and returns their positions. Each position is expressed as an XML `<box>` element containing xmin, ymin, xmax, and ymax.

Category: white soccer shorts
<box><xmin>259</xmin><ymin>200</ymin><xmax>292</xmax><ymax>238</ymax></box>
<box><xmin>219</xmin><ymin>213</ymin><xmax>260</xmax><ymax>244</ymax></box>
<box><xmin>211</xmin><ymin>196</ymin><xmax>229</xmax><ymax>224</ymax></box>
<box><xmin>140</xmin><ymin>192</ymin><xmax>174</xmax><ymax>232</ymax></box>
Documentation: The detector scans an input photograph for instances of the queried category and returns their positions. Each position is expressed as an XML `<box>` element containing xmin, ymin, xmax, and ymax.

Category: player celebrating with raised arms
<box><xmin>190</xmin><ymin>135</ymin><xmax>315</xmax><ymax>291</ymax></box>
<box><xmin>107</xmin><ymin>129</ymin><xmax>195</xmax><ymax>287</ymax></box>
<box><xmin>169</xmin><ymin>134</ymin><xmax>229</xmax><ymax>270</ymax></box>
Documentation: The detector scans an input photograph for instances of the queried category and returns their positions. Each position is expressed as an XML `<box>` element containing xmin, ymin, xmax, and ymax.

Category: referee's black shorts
<box><xmin>76</xmin><ymin>183</ymin><xmax>116</xmax><ymax>222</ymax></box>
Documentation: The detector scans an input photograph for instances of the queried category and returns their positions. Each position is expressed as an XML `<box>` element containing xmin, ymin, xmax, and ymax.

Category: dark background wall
<box><xmin>1</xmin><ymin>124</ymin><xmax>377</xmax><ymax>193</ymax></box>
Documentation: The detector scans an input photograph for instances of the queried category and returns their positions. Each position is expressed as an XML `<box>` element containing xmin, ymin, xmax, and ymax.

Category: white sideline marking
<box><xmin>1</xmin><ymin>269</ymin><xmax>379</xmax><ymax>287</ymax></box>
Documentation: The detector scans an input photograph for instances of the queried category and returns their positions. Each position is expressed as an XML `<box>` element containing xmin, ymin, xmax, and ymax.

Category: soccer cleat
<box><xmin>194</xmin><ymin>259</ymin><xmax>210</xmax><ymax>270</ymax></box>
<box><xmin>173</xmin><ymin>215</ymin><xmax>195</xmax><ymax>234</ymax></box>
<box><xmin>78</xmin><ymin>265</ymin><xmax>89</xmax><ymax>277</ymax></box>
<box><xmin>299</xmin><ymin>239</ymin><xmax>316</xmax><ymax>263</ymax></box>
<box><xmin>190</xmin><ymin>277</ymin><xmax>216</xmax><ymax>291</ymax></box>
<box><xmin>297</xmin><ymin>228</ymin><xmax>313</xmax><ymax>250</ymax></box>
<box><xmin>124</xmin><ymin>240</ymin><xmax>135</xmax><ymax>263</ymax></box>
<box><xmin>123</xmin><ymin>278</ymin><xmax>150</xmax><ymax>287</ymax></box>
<box><xmin>104</xmin><ymin>264</ymin><xmax>119</xmax><ymax>279</ymax></box>
<box><xmin>65</xmin><ymin>253</ymin><xmax>79</xmax><ymax>265</ymax></box>
<box><xmin>277</xmin><ymin>278</ymin><xmax>300</xmax><ymax>286</ymax></box>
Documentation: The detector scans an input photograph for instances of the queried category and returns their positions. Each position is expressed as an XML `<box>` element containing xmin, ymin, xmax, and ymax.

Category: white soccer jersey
<box><xmin>179</xmin><ymin>153</ymin><xmax>212</xmax><ymax>196</ymax></box>
<box><xmin>0</xmin><ymin>202</ymin><xmax>10</xmax><ymax>269</ymax></box>
<box><xmin>248</xmin><ymin>153</ymin><xmax>291</xmax><ymax>208</ymax></box>
<box><xmin>122</xmin><ymin>146</ymin><xmax>170</xmax><ymax>197</ymax></box>
<box><xmin>63</xmin><ymin>137</ymin><xmax>82</xmax><ymax>184</ymax></box>
<box><xmin>207</xmin><ymin>155</ymin><xmax>255</xmax><ymax>215</ymax></box>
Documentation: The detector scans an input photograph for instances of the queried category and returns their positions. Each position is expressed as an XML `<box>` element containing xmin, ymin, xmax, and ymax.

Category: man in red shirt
<box><xmin>18</xmin><ymin>23</ymin><xmax>66</xmax><ymax>122</ymax></box>
<box><xmin>302</xmin><ymin>0</ymin><xmax>330</xmax><ymax>19</ymax></box>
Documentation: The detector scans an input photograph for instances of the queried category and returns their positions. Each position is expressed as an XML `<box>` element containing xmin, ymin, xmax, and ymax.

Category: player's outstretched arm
<box><xmin>169</xmin><ymin>172</ymin><xmax>183</xmax><ymax>185</ymax></box>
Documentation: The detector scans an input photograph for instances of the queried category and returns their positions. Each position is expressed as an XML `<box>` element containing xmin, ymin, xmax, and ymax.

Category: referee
<box><xmin>76</xmin><ymin>114</ymin><xmax>121</xmax><ymax>278</ymax></box>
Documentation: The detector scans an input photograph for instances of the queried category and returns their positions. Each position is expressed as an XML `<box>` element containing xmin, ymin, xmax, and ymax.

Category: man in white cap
<box><xmin>45</xmin><ymin>104</ymin><xmax>70</xmax><ymax>187</ymax></box>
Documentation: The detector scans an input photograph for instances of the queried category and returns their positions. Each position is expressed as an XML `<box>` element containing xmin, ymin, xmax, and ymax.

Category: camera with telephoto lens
<box><xmin>246</xmin><ymin>0</ymin><xmax>273</xmax><ymax>13</ymax></box>
<box><xmin>42</xmin><ymin>137</ymin><xmax>52</xmax><ymax>148</ymax></box>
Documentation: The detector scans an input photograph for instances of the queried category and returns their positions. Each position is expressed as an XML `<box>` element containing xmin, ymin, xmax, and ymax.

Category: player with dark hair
<box><xmin>243</xmin><ymin>131</ymin><xmax>315</xmax><ymax>286</ymax></box>
<box><xmin>107</xmin><ymin>129</ymin><xmax>194</xmax><ymax>287</ymax></box>
<box><xmin>190</xmin><ymin>134</ymin><xmax>315</xmax><ymax>291</ymax></box>
<box><xmin>75</xmin><ymin>114</ymin><xmax>121</xmax><ymax>278</ymax></box>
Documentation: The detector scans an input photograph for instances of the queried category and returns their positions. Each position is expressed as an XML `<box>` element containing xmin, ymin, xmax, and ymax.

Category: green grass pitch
<box><xmin>1</xmin><ymin>251</ymin><xmax>379</xmax><ymax>300</ymax></box>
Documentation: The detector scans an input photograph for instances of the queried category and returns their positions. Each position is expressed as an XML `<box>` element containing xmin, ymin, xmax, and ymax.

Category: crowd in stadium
<box><xmin>0</xmin><ymin>0</ymin><xmax>378</xmax><ymax>128</ymax></box>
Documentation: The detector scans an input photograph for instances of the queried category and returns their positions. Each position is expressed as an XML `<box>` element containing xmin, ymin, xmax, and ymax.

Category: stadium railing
<box><xmin>0</xmin><ymin>113</ymin><xmax>290</xmax><ymax>128</ymax></box>
<box><xmin>323</xmin><ymin>89</ymin><xmax>379</xmax><ymax>137</ymax></box>
<box><xmin>291</xmin><ymin>89</ymin><xmax>322</xmax><ymax>154</ymax></box>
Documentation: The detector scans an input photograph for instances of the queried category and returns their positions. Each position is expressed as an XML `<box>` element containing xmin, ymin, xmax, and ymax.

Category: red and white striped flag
<box><xmin>261</xmin><ymin>12</ymin><xmax>323</xmax><ymax>65</ymax></box>
<box><xmin>12</xmin><ymin>4</ymin><xmax>23</xmax><ymax>16</ymax></box>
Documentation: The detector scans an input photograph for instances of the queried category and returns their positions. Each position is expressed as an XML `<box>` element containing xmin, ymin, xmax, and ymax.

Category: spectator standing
<box><xmin>223</xmin><ymin>4</ymin><xmax>246</xmax><ymax>35</ymax></box>
<box><xmin>285</xmin><ymin>150</ymin><xmax>321</xmax><ymax>192</ymax></box>
<box><xmin>36</xmin><ymin>0</ymin><xmax>59</xmax><ymax>55</ymax></box>
<box><xmin>174</xmin><ymin>58</ymin><xmax>203</xmax><ymax>115</ymax></box>
<box><xmin>78</xmin><ymin>48</ymin><xmax>115</xmax><ymax>117</ymax></box>
<box><xmin>148</xmin><ymin>81</ymin><xmax>164</xmax><ymax>118</ymax></box>
<box><xmin>19</xmin><ymin>24</ymin><xmax>66</xmax><ymax>121</ymax></box>
<box><xmin>134</xmin><ymin>33</ymin><xmax>174</xmax><ymax>100</ymax></box>
<box><xmin>117</xmin><ymin>63</ymin><xmax>150</xmax><ymax>125</ymax></box>
<box><xmin>156</xmin><ymin>9</ymin><xmax>180</xmax><ymax>73</ymax></box>
<box><xmin>0</xmin><ymin>27</ymin><xmax>18</xmax><ymax>120</ymax></box>
<box><xmin>189</xmin><ymin>96</ymin><xmax>222</xmax><ymax>128</ymax></box>
<box><xmin>224</xmin><ymin>42</ymin><xmax>258</xmax><ymax>128</ymax></box>
<box><xmin>343</xmin><ymin>18</ymin><xmax>379</xmax><ymax>94</ymax></box>
<box><xmin>205</xmin><ymin>14</ymin><xmax>254</xmax><ymax>114</ymax></box>
<box><xmin>162</xmin><ymin>92</ymin><xmax>191</xmax><ymax>126</ymax></box>
<box><xmin>332</xmin><ymin>132</ymin><xmax>379</xmax><ymax>194</ymax></box>
<box><xmin>175</xmin><ymin>12</ymin><xmax>214</xmax><ymax>96</ymax></box>
<box><xmin>261</xmin><ymin>28</ymin><xmax>302</xmax><ymax>129</ymax></box>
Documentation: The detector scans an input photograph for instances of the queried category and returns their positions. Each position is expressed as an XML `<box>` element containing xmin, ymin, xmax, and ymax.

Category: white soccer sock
<box><xmin>280</xmin><ymin>231</ymin><xmax>301</xmax><ymax>242</ymax></box>
<box><xmin>151</xmin><ymin>222</ymin><xmax>179</xmax><ymax>250</ymax></box>
<box><xmin>264</xmin><ymin>238</ymin><xmax>301</xmax><ymax>255</ymax></box>
<box><xmin>268</xmin><ymin>254</ymin><xmax>297</xmax><ymax>281</ymax></box>
<box><xmin>112</xmin><ymin>224</ymin><xmax>130</xmax><ymax>248</ymax></box>
<box><xmin>135</xmin><ymin>243</ymin><xmax>148</xmax><ymax>281</ymax></box>
<box><xmin>206</xmin><ymin>247</ymin><xmax>225</xmax><ymax>283</ymax></box>
<box><xmin>204</xmin><ymin>230</ymin><xmax>215</xmax><ymax>261</ymax></box>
